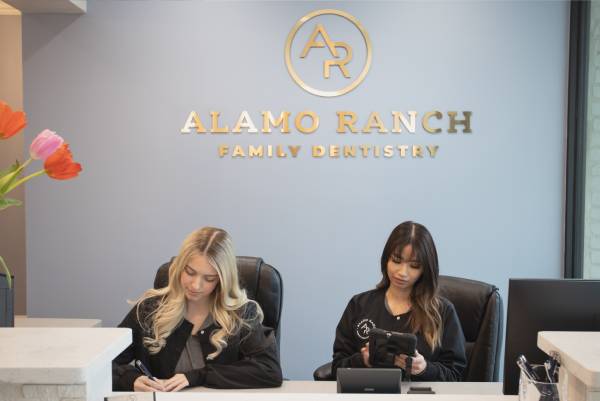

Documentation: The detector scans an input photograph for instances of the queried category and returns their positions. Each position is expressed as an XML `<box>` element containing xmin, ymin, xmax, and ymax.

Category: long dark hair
<box><xmin>376</xmin><ymin>221</ymin><xmax>442</xmax><ymax>349</ymax></box>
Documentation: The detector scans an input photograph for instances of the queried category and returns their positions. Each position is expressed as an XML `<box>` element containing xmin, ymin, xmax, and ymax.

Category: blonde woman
<box><xmin>112</xmin><ymin>227</ymin><xmax>282</xmax><ymax>392</ymax></box>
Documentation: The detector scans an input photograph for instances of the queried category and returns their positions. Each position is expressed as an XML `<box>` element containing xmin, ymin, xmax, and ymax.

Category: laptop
<box><xmin>336</xmin><ymin>368</ymin><xmax>402</xmax><ymax>393</ymax></box>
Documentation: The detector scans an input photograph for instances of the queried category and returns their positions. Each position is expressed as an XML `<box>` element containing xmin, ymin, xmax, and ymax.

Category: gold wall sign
<box><xmin>181</xmin><ymin>110</ymin><xmax>473</xmax><ymax>159</ymax></box>
<box><xmin>180</xmin><ymin>9</ymin><xmax>474</xmax><ymax>159</ymax></box>
<box><xmin>284</xmin><ymin>9</ymin><xmax>372</xmax><ymax>97</ymax></box>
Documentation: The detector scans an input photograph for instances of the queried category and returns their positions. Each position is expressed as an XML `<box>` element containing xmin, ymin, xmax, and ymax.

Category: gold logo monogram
<box><xmin>301</xmin><ymin>24</ymin><xmax>352</xmax><ymax>79</ymax></box>
<box><xmin>285</xmin><ymin>9</ymin><xmax>372</xmax><ymax>97</ymax></box>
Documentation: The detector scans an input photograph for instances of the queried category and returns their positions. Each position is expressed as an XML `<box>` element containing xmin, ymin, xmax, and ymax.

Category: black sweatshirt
<box><xmin>112</xmin><ymin>298</ymin><xmax>283</xmax><ymax>391</ymax></box>
<box><xmin>332</xmin><ymin>288</ymin><xmax>466</xmax><ymax>381</ymax></box>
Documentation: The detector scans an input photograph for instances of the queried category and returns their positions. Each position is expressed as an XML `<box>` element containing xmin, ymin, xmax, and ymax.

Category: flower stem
<box><xmin>9</xmin><ymin>158</ymin><xmax>32</xmax><ymax>179</ymax></box>
<box><xmin>19</xmin><ymin>158</ymin><xmax>32</xmax><ymax>171</ymax></box>
<box><xmin>3</xmin><ymin>169</ymin><xmax>46</xmax><ymax>196</ymax></box>
<box><xmin>0</xmin><ymin>158</ymin><xmax>32</xmax><ymax>194</ymax></box>
<box><xmin>0</xmin><ymin>255</ymin><xmax>12</xmax><ymax>289</ymax></box>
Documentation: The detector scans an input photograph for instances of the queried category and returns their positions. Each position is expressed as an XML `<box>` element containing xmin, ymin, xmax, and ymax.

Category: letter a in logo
<box><xmin>285</xmin><ymin>9</ymin><xmax>372</xmax><ymax>97</ymax></box>
<box><xmin>300</xmin><ymin>24</ymin><xmax>352</xmax><ymax>79</ymax></box>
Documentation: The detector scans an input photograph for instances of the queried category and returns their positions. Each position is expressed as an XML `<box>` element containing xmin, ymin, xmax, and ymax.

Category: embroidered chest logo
<box><xmin>356</xmin><ymin>318</ymin><xmax>376</xmax><ymax>340</ymax></box>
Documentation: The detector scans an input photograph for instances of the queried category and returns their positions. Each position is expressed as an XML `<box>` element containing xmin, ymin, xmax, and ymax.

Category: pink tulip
<box><xmin>29</xmin><ymin>129</ymin><xmax>64</xmax><ymax>160</ymax></box>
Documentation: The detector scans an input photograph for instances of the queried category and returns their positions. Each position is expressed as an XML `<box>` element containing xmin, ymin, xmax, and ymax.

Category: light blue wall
<box><xmin>23</xmin><ymin>1</ymin><xmax>568</xmax><ymax>379</ymax></box>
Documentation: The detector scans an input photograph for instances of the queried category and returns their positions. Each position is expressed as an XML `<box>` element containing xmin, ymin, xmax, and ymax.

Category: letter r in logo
<box><xmin>300</xmin><ymin>24</ymin><xmax>353</xmax><ymax>79</ymax></box>
<box><xmin>285</xmin><ymin>9</ymin><xmax>371</xmax><ymax>97</ymax></box>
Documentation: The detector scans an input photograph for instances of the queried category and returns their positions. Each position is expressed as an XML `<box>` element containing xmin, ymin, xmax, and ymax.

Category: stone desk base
<box><xmin>0</xmin><ymin>382</ymin><xmax>87</xmax><ymax>401</ymax></box>
<box><xmin>0</xmin><ymin>328</ymin><xmax>131</xmax><ymax>401</ymax></box>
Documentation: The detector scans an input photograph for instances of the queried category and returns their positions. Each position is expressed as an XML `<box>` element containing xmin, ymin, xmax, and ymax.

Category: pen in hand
<box><xmin>135</xmin><ymin>360</ymin><xmax>157</xmax><ymax>381</ymax></box>
<box><xmin>133</xmin><ymin>360</ymin><xmax>165</xmax><ymax>393</ymax></box>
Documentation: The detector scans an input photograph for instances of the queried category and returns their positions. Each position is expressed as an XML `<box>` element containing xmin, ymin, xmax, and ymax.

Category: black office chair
<box><xmin>154</xmin><ymin>256</ymin><xmax>283</xmax><ymax>347</ymax></box>
<box><xmin>313</xmin><ymin>275</ymin><xmax>503</xmax><ymax>381</ymax></box>
<box><xmin>437</xmin><ymin>276</ymin><xmax>503</xmax><ymax>381</ymax></box>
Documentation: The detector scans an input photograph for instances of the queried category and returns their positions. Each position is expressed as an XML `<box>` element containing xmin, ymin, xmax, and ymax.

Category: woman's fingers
<box><xmin>134</xmin><ymin>382</ymin><xmax>152</xmax><ymax>392</ymax></box>
<box><xmin>394</xmin><ymin>356</ymin><xmax>404</xmax><ymax>368</ymax></box>
<box><xmin>411</xmin><ymin>351</ymin><xmax>427</xmax><ymax>374</ymax></box>
<box><xmin>147</xmin><ymin>377</ymin><xmax>165</xmax><ymax>392</ymax></box>
<box><xmin>134</xmin><ymin>376</ymin><xmax>164</xmax><ymax>392</ymax></box>
<box><xmin>172</xmin><ymin>380</ymin><xmax>188</xmax><ymax>392</ymax></box>
<box><xmin>165</xmin><ymin>380</ymin><xmax>183</xmax><ymax>392</ymax></box>
<box><xmin>163</xmin><ymin>377</ymin><xmax>179</xmax><ymax>392</ymax></box>
<box><xmin>361</xmin><ymin>346</ymin><xmax>371</xmax><ymax>367</ymax></box>
<box><xmin>163</xmin><ymin>374</ymin><xmax>189</xmax><ymax>392</ymax></box>
<box><xmin>393</xmin><ymin>352</ymin><xmax>427</xmax><ymax>374</ymax></box>
<box><xmin>394</xmin><ymin>354</ymin><xmax>409</xmax><ymax>368</ymax></box>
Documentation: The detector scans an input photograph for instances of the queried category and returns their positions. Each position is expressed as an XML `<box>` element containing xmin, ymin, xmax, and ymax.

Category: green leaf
<box><xmin>0</xmin><ymin>160</ymin><xmax>20</xmax><ymax>178</ymax></box>
<box><xmin>0</xmin><ymin>197</ymin><xmax>22</xmax><ymax>210</ymax></box>
<box><xmin>0</xmin><ymin>161</ymin><xmax>23</xmax><ymax>196</ymax></box>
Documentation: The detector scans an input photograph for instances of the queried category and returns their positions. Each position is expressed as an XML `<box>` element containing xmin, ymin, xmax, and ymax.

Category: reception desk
<box><xmin>11</xmin><ymin>327</ymin><xmax>600</xmax><ymax>401</ymax></box>
<box><xmin>108</xmin><ymin>381</ymin><xmax>515</xmax><ymax>401</ymax></box>
<box><xmin>178</xmin><ymin>380</ymin><xmax>504</xmax><ymax>394</ymax></box>
<box><xmin>538</xmin><ymin>331</ymin><xmax>600</xmax><ymax>401</ymax></box>
<box><xmin>0</xmin><ymin>328</ymin><xmax>130</xmax><ymax>401</ymax></box>
<box><xmin>14</xmin><ymin>315</ymin><xmax>102</xmax><ymax>328</ymax></box>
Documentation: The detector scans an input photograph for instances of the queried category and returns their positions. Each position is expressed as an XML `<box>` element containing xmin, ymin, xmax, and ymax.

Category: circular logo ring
<box><xmin>284</xmin><ymin>9</ymin><xmax>372</xmax><ymax>97</ymax></box>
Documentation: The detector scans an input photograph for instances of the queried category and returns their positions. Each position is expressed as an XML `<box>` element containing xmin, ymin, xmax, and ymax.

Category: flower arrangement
<box><xmin>0</xmin><ymin>100</ymin><xmax>82</xmax><ymax>289</ymax></box>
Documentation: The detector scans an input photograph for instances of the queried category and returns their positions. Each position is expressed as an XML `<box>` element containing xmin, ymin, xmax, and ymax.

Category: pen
<box><xmin>548</xmin><ymin>353</ymin><xmax>560</xmax><ymax>382</ymax></box>
<box><xmin>544</xmin><ymin>361</ymin><xmax>554</xmax><ymax>383</ymax></box>
<box><xmin>135</xmin><ymin>360</ymin><xmax>157</xmax><ymax>382</ymax></box>
<box><xmin>517</xmin><ymin>359</ymin><xmax>536</xmax><ymax>381</ymax></box>
<box><xmin>517</xmin><ymin>355</ymin><xmax>542</xmax><ymax>382</ymax></box>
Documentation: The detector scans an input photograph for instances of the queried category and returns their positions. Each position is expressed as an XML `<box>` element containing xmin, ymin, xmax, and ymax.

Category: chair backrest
<box><xmin>438</xmin><ymin>275</ymin><xmax>503</xmax><ymax>381</ymax></box>
<box><xmin>154</xmin><ymin>256</ymin><xmax>283</xmax><ymax>347</ymax></box>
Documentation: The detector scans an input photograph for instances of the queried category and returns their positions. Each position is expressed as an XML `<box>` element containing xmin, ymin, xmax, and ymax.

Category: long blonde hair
<box><xmin>135</xmin><ymin>227</ymin><xmax>263</xmax><ymax>358</ymax></box>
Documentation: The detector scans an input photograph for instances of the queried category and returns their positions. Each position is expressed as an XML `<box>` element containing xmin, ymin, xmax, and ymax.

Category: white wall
<box><xmin>0</xmin><ymin>7</ymin><xmax>26</xmax><ymax>315</ymax></box>
<box><xmin>22</xmin><ymin>1</ymin><xmax>568</xmax><ymax>379</ymax></box>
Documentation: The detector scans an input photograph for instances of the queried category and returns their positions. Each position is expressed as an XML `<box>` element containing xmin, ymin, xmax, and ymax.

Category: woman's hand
<box><xmin>360</xmin><ymin>343</ymin><xmax>372</xmax><ymax>367</ymax></box>
<box><xmin>163</xmin><ymin>373</ymin><xmax>190</xmax><ymax>392</ymax></box>
<box><xmin>394</xmin><ymin>350</ymin><xmax>427</xmax><ymax>375</ymax></box>
<box><xmin>133</xmin><ymin>376</ymin><xmax>165</xmax><ymax>392</ymax></box>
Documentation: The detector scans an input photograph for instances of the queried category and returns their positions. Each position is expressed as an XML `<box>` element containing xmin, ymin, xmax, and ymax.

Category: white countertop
<box><xmin>15</xmin><ymin>315</ymin><xmax>101</xmax><ymax>327</ymax></box>
<box><xmin>0</xmin><ymin>327</ymin><xmax>131</xmax><ymax>384</ymax></box>
<box><xmin>538</xmin><ymin>331</ymin><xmax>600</xmax><ymax>388</ymax></box>
<box><xmin>109</xmin><ymin>381</ymin><xmax>513</xmax><ymax>401</ymax></box>
<box><xmin>180</xmin><ymin>381</ymin><xmax>503</xmax><ymax>394</ymax></box>
<box><xmin>153</xmin><ymin>392</ymin><xmax>513</xmax><ymax>401</ymax></box>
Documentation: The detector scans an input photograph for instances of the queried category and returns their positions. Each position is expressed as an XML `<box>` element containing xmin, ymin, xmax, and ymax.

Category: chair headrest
<box><xmin>438</xmin><ymin>275</ymin><xmax>498</xmax><ymax>342</ymax></box>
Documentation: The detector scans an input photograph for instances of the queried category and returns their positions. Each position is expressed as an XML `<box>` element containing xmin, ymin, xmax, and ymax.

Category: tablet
<box><xmin>368</xmin><ymin>328</ymin><xmax>417</xmax><ymax>368</ymax></box>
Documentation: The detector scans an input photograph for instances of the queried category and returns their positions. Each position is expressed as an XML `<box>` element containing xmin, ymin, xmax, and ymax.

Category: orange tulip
<box><xmin>44</xmin><ymin>143</ymin><xmax>82</xmax><ymax>180</ymax></box>
<box><xmin>0</xmin><ymin>101</ymin><xmax>27</xmax><ymax>139</ymax></box>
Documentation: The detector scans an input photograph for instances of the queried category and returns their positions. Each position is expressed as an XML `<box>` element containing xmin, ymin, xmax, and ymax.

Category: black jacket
<box><xmin>112</xmin><ymin>297</ymin><xmax>283</xmax><ymax>391</ymax></box>
<box><xmin>332</xmin><ymin>288</ymin><xmax>467</xmax><ymax>381</ymax></box>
